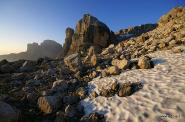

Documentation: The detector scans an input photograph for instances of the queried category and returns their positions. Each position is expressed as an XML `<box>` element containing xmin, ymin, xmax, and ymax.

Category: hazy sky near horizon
<box><xmin>0</xmin><ymin>0</ymin><xmax>185</xmax><ymax>55</ymax></box>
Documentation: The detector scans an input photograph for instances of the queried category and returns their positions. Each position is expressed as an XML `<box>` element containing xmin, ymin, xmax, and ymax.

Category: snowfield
<box><xmin>81</xmin><ymin>49</ymin><xmax>185</xmax><ymax>122</ymax></box>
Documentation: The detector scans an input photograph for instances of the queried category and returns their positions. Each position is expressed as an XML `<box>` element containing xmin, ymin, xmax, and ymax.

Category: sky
<box><xmin>0</xmin><ymin>0</ymin><xmax>185</xmax><ymax>55</ymax></box>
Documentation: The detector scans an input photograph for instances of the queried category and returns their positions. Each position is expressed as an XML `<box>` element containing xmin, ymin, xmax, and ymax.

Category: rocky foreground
<box><xmin>0</xmin><ymin>6</ymin><xmax>185</xmax><ymax>122</ymax></box>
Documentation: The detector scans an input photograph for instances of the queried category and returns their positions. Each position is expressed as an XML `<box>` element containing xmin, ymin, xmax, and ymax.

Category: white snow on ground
<box><xmin>81</xmin><ymin>49</ymin><xmax>185</xmax><ymax>122</ymax></box>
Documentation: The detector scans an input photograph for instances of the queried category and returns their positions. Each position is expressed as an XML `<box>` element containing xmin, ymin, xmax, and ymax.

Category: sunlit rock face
<box><xmin>61</xmin><ymin>14</ymin><xmax>113</xmax><ymax>57</ymax></box>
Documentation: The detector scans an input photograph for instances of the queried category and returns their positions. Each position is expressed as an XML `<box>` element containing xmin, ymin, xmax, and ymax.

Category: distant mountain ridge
<box><xmin>0</xmin><ymin>40</ymin><xmax>62</xmax><ymax>61</ymax></box>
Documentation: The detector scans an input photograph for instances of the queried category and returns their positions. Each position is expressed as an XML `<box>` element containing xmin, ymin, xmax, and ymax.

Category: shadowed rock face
<box><xmin>58</xmin><ymin>28</ymin><xmax>74</xmax><ymax>57</ymax></box>
<box><xmin>61</xmin><ymin>14</ymin><xmax>112</xmax><ymax>57</ymax></box>
<box><xmin>0</xmin><ymin>40</ymin><xmax>62</xmax><ymax>61</ymax></box>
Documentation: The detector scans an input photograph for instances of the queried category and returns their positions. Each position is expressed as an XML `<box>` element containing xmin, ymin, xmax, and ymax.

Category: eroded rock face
<box><xmin>63</xmin><ymin>14</ymin><xmax>111</xmax><ymax>56</ymax></box>
<box><xmin>59</xmin><ymin>28</ymin><xmax>74</xmax><ymax>57</ymax></box>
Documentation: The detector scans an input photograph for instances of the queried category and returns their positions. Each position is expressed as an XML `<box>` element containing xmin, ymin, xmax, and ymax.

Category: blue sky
<box><xmin>0</xmin><ymin>0</ymin><xmax>184</xmax><ymax>54</ymax></box>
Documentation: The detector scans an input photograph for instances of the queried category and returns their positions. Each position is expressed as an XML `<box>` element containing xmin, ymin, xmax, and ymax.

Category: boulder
<box><xmin>0</xmin><ymin>101</ymin><xmax>20</xmax><ymax>122</ymax></box>
<box><xmin>38</xmin><ymin>96</ymin><xmax>62</xmax><ymax>114</ymax></box>
<box><xmin>64</xmin><ymin>105</ymin><xmax>78</xmax><ymax>118</ymax></box>
<box><xmin>118</xmin><ymin>82</ymin><xmax>143</xmax><ymax>97</ymax></box>
<box><xmin>0</xmin><ymin>59</ymin><xmax>8</xmax><ymax>66</ymax></box>
<box><xmin>138</xmin><ymin>56</ymin><xmax>152</xmax><ymax>69</ymax></box>
<box><xmin>76</xmin><ymin>87</ymin><xmax>86</xmax><ymax>98</ymax></box>
<box><xmin>111</xmin><ymin>58</ymin><xmax>130</xmax><ymax>70</ymax></box>
<box><xmin>64</xmin><ymin>53</ymin><xmax>82</xmax><ymax>72</ymax></box>
<box><xmin>19</xmin><ymin>60</ymin><xmax>37</xmax><ymax>72</ymax></box>
<box><xmin>52</xmin><ymin>80</ymin><xmax>68</xmax><ymax>92</ymax></box>
<box><xmin>105</xmin><ymin>66</ymin><xmax>120</xmax><ymax>75</ymax></box>
<box><xmin>101</xmin><ymin>44</ymin><xmax>114</xmax><ymax>55</ymax></box>
<box><xmin>90</xmin><ymin>54</ymin><xmax>97</xmax><ymax>66</ymax></box>
<box><xmin>0</xmin><ymin>63</ymin><xmax>15</xmax><ymax>73</ymax></box>
<box><xmin>63</xmin><ymin>96</ymin><xmax>79</xmax><ymax>105</ymax></box>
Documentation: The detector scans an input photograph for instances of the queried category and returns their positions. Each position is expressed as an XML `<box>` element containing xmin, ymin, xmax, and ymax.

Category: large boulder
<box><xmin>52</xmin><ymin>80</ymin><xmax>68</xmax><ymax>92</ymax></box>
<box><xmin>111</xmin><ymin>58</ymin><xmax>130</xmax><ymax>70</ymax></box>
<box><xmin>38</xmin><ymin>96</ymin><xmax>62</xmax><ymax>114</ymax></box>
<box><xmin>19</xmin><ymin>60</ymin><xmax>37</xmax><ymax>72</ymax></box>
<box><xmin>0</xmin><ymin>101</ymin><xmax>20</xmax><ymax>122</ymax></box>
<box><xmin>138</xmin><ymin>56</ymin><xmax>152</xmax><ymax>69</ymax></box>
<box><xmin>64</xmin><ymin>53</ymin><xmax>82</xmax><ymax>72</ymax></box>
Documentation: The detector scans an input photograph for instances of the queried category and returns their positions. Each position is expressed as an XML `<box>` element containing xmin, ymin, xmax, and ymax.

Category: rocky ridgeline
<box><xmin>112</xmin><ymin>6</ymin><xmax>185</xmax><ymax>59</ymax></box>
<box><xmin>0</xmin><ymin>6</ymin><xmax>185</xmax><ymax>122</ymax></box>
<box><xmin>115</xmin><ymin>23</ymin><xmax>157</xmax><ymax>41</ymax></box>
<box><xmin>0</xmin><ymin>40</ymin><xmax>62</xmax><ymax>61</ymax></box>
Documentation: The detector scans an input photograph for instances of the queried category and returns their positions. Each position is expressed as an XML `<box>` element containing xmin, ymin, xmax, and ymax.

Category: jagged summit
<box><xmin>60</xmin><ymin>14</ymin><xmax>114</xmax><ymax>57</ymax></box>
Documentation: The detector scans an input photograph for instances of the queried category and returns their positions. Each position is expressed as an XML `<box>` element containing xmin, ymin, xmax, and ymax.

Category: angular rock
<box><xmin>138</xmin><ymin>56</ymin><xmax>151</xmax><ymax>69</ymax></box>
<box><xmin>0</xmin><ymin>59</ymin><xmax>8</xmax><ymax>66</ymax></box>
<box><xmin>64</xmin><ymin>105</ymin><xmax>78</xmax><ymax>118</ymax></box>
<box><xmin>91</xmin><ymin>91</ymin><xmax>98</xmax><ymax>98</ymax></box>
<box><xmin>0</xmin><ymin>63</ymin><xmax>15</xmax><ymax>73</ymax></box>
<box><xmin>63</xmin><ymin>96</ymin><xmax>79</xmax><ymax>105</ymax></box>
<box><xmin>88</xmin><ymin>112</ymin><xmax>105</xmax><ymax>122</ymax></box>
<box><xmin>76</xmin><ymin>87</ymin><xmax>86</xmax><ymax>98</ymax></box>
<box><xmin>111</xmin><ymin>58</ymin><xmax>130</xmax><ymax>70</ymax></box>
<box><xmin>0</xmin><ymin>101</ymin><xmax>20</xmax><ymax>122</ymax></box>
<box><xmin>90</xmin><ymin>54</ymin><xmax>97</xmax><ymax>66</ymax></box>
<box><xmin>19</xmin><ymin>60</ymin><xmax>37</xmax><ymax>72</ymax></box>
<box><xmin>38</xmin><ymin>96</ymin><xmax>62</xmax><ymax>114</ymax></box>
<box><xmin>64</xmin><ymin>53</ymin><xmax>82</xmax><ymax>72</ymax></box>
<box><xmin>101</xmin><ymin>44</ymin><xmax>114</xmax><ymax>55</ymax></box>
<box><xmin>52</xmin><ymin>80</ymin><xmax>68</xmax><ymax>92</ymax></box>
<box><xmin>118</xmin><ymin>82</ymin><xmax>143</xmax><ymax>97</ymax></box>
<box><xmin>105</xmin><ymin>66</ymin><xmax>120</xmax><ymax>75</ymax></box>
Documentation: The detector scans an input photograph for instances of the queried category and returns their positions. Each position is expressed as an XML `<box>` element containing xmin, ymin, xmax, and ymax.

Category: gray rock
<box><xmin>0</xmin><ymin>63</ymin><xmax>15</xmax><ymax>73</ymax></box>
<box><xmin>52</xmin><ymin>80</ymin><xmax>68</xmax><ymax>92</ymax></box>
<box><xmin>63</xmin><ymin>96</ymin><xmax>79</xmax><ymax>105</ymax></box>
<box><xmin>0</xmin><ymin>101</ymin><xmax>20</xmax><ymax>122</ymax></box>
<box><xmin>64</xmin><ymin>53</ymin><xmax>82</xmax><ymax>72</ymax></box>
